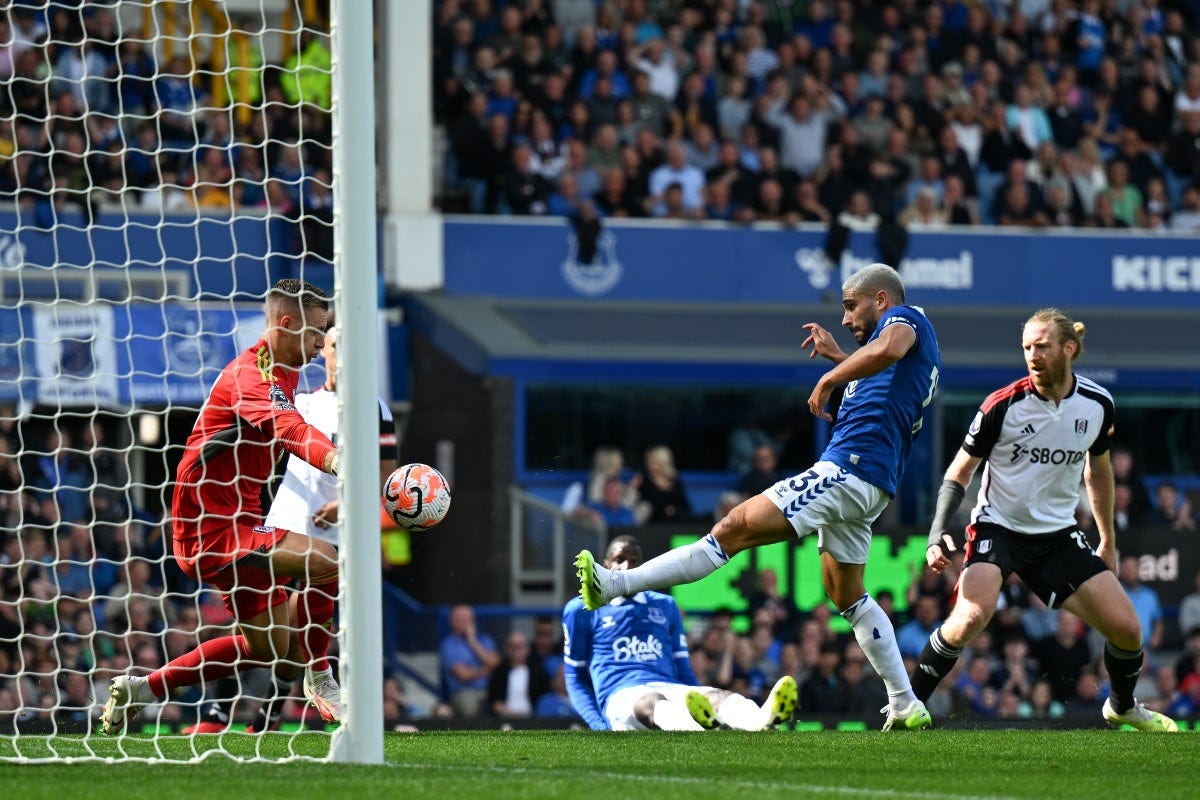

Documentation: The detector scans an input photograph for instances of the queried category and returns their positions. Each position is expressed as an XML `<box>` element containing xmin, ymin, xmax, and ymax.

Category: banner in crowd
<box><xmin>0</xmin><ymin>208</ymin><xmax>302</xmax><ymax>300</ymax></box>
<box><xmin>0</xmin><ymin>304</ymin><xmax>265</xmax><ymax>406</ymax></box>
<box><xmin>443</xmin><ymin>218</ymin><xmax>1200</xmax><ymax>309</ymax></box>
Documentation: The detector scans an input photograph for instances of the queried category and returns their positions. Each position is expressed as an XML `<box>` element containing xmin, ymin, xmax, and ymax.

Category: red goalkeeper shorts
<box><xmin>173</xmin><ymin>515</ymin><xmax>291</xmax><ymax>620</ymax></box>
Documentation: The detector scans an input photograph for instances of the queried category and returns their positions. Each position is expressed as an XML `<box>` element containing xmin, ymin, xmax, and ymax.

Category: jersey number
<box><xmin>912</xmin><ymin>366</ymin><xmax>940</xmax><ymax>436</ymax></box>
<box><xmin>1070</xmin><ymin>530</ymin><xmax>1090</xmax><ymax>551</ymax></box>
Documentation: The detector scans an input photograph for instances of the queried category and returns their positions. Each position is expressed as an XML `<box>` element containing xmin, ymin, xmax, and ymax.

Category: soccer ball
<box><xmin>383</xmin><ymin>463</ymin><xmax>451</xmax><ymax>531</ymax></box>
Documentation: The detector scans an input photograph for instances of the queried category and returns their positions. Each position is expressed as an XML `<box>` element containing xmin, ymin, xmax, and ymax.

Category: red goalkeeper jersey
<box><xmin>172</xmin><ymin>339</ymin><xmax>336</xmax><ymax>537</ymax></box>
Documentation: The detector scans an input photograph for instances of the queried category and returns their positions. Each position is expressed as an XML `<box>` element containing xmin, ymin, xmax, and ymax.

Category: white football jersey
<box><xmin>962</xmin><ymin>375</ymin><xmax>1114</xmax><ymax>534</ymax></box>
<box><xmin>265</xmin><ymin>387</ymin><xmax>396</xmax><ymax>545</ymax></box>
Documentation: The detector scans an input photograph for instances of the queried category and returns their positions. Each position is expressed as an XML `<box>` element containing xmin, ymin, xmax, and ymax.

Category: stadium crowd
<box><xmin>435</xmin><ymin>0</ymin><xmax>1200</xmax><ymax>232</ymax></box>
<box><xmin>0</xmin><ymin>2</ymin><xmax>334</xmax><ymax>257</ymax></box>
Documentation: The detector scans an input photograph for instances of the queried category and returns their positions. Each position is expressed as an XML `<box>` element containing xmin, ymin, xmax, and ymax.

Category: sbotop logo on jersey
<box><xmin>611</xmin><ymin>634</ymin><xmax>664</xmax><ymax>662</ymax></box>
<box><xmin>562</xmin><ymin>229</ymin><xmax>623</xmax><ymax>296</ymax></box>
<box><xmin>1011</xmin><ymin>444</ymin><xmax>1086</xmax><ymax>465</ymax></box>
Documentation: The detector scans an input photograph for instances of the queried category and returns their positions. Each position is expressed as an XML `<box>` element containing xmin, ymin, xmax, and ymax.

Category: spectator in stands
<box><xmin>1034</xmin><ymin>610</ymin><xmax>1093</xmax><ymax>703</ymax></box>
<box><xmin>577</xmin><ymin>477</ymin><xmax>639</xmax><ymax>529</ymax></box>
<box><xmin>1100</xmin><ymin>160</ymin><xmax>1145</xmax><ymax>227</ymax></box>
<box><xmin>1170</xmin><ymin>183</ymin><xmax>1200</xmax><ymax>232</ymax></box>
<box><xmin>1088</xmin><ymin>193</ymin><xmax>1128</xmax><ymax>228</ymax></box>
<box><xmin>1021</xmin><ymin>679</ymin><xmax>1065</xmax><ymax>720</ymax></box>
<box><xmin>487</xmin><ymin>630</ymin><xmax>549</xmax><ymax>719</ymax></box>
<box><xmin>530</xmin><ymin>615</ymin><xmax>563</xmax><ymax>681</ymax></box>
<box><xmin>281</xmin><ymin>29</ymin><xmax>331</xmax><ymax>110</ymax></box>
<box><xmin>735</xmin><ymin>444</ymin><xmax>782</xmax><ymax>499</ymax></box>
<box><xmin>647</xmin><ymin>140</ymin><xmax>704</xmax><ymax>216</ymax></box>
<box><xmin>799</xmin><ymin>641</ymin><xmax>843</xmax><ymax>713</ymax></box>
<box><xmin>900</xmin><ymin>186</ymin><xmax>947</xmax><ymax>229</ymax></box>
<box><xmin>836</xmin><ymin>190</ymin><xmax>880</xmax><ymax>232</ymax></box>
<box><xmin>440</xmin><ymin>604</ymin><xmax>500</xmax><ymax>717</ymax></box>
<box><xmin>747</xmin><ymin>568</ymin><xmax>796</xmax><ymax>639</ymax></box>
<box><xmin>535</xmin><ymin>663</ymin><xmax>581</xmax><ymax>721</ymax></box>
<box><xmin>1145</xmin><ymin>482</ymin><xmax>1196</xmax><ymax>531</ymax></box>
<box><xmin>1177</xmin><ymin>573</ymin><xmax>1200</xmax><ymax>645</ymax></box>
<box><xmin>896</xmin><ymin>595</ymin><xmax>942</xmax><ymax>660</ymax></box>
<box><xmin>940</xmin><ymin>174</ymin><xmax>978</xmax><ymax>225</ymax></box>
<box><xmin>632</xmin><ymin>445</ymin><xmax>691</xmax><ymax>524</ymax></box>
<box><xmin>1118</xmin><ymin>555</ymin><xmax>1164</xmax><ymax>660</ymax></box>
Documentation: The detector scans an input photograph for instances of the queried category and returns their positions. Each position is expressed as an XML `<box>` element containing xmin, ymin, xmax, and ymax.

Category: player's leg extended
<box><xmin>1063</xmin><ymin>571</ymin><xmax>1178</xmax><ymax>732</ymax></box>
<box><xmin>707</xmin><ymin>678</ymin><xmax>798</xmax><ymax>730</ymax></box>
<box><xmin>576</xmin><ymin>494</ymin><xmax>792</xmax><ymax>609</ymax></box>
<box><xmin>271</xmin><ymin>532</ymin><xmax>342</xmax><ymax>722</ymax></box>
<box><xmin>822</xmin><ymin>554</ymin><xmax>926</xmax><ymax>729</ymax></box>
<box><xmin>909</xmin><ymin>562</ymin><xmax>1002</xmax><ymax>702</ymax></box>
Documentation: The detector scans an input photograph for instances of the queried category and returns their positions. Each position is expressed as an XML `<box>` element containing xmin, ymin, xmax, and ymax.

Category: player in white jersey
<box><xmin>563</xmin><ymin>536</ymin><xmax>798</xmax><ymax>731</ymax></box>
<box><xmin>908</xmin><ymin>308</ymin><xmax>1176</xmax><ymax>732</ymax></box>
<box><xmin>265</xmin><ymin>325</ymin><xmax>399</xmax><ymax>544</ymax></box>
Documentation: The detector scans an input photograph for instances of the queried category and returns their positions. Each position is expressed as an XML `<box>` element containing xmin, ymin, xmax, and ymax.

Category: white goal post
<box><xmin>0</xmin><ymin>0</ymin><xmax>385</xmax><ymax>764</ymax></box>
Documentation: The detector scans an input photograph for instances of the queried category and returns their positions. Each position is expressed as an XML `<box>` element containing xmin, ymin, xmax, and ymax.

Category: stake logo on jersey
<box><xmin>612</xmin><ymin>634</ymin><xmax>664</xmax><ymax>662</ymax></box>
<box><xmin>563</xmin><ymin>591</ymin><xmax>693</xmax><ymax>712</ymax></box>
<box><xmin>962</xmin><ymin>375</ymin><xmax>1115</xmax><ymax>534</ymax></box>
<box><xmin>820</xmin><ymin>305</ymin><xmax>941</xmax><ymax>497</ymax></box>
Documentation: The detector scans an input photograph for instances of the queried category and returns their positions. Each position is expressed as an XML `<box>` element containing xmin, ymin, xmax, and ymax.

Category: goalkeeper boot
<box><xmin>303</xmin><ymin>667</ymin><xmax>343</xmax><ymax>724</ymax></box>
<box><xmin>1103</xmin><ymin>697</ymin><xmax>1178</xmax><ymax>732</ymax></box>
<box><xmin>881</xmin><ymin>698</ymin><xmax>932</xmax><ymax>731</ymax></box>
<box><xmin>575</xmin><ymin>550</ymin><xmax>623</xmax><ymax>611</ymax></box>
<box><xmin>683</xmin><ymin>689</ymin><xmax>717</xmax><ymax>730</ymax></box>
<box><xmin>101</xmin><ymin>675</ymin><xmax>156</xmax><ymax>736</ymax></box>
<box><xmin>758</xmin><ymin>675</ymin><xmax>799</xmax><ymax>730</ymax></box>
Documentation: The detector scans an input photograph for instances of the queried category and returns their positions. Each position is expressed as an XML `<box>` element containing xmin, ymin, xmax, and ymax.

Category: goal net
<box><xmin>0</xmin><ymin>0</ymin><xmax>377</xmax><ymax>763</ymax></box>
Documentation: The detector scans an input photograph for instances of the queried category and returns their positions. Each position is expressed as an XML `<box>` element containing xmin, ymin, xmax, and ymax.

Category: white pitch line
<box><xmin>388</xmin><ymin>761</ymin><xmax>1021</xmax><ymax>800</ymax></box>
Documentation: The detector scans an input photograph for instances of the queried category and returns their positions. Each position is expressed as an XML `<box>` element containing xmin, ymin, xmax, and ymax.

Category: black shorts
<box><xmin>963</xmin><ymin>521</ymin><xmax>1108</xmax><ymax>609</ymax></box>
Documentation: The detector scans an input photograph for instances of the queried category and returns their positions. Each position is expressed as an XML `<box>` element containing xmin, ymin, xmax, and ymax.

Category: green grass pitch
<box><xmin>2</xmin><ymin>729</ymin><xmax>1195</xmax><ymax>800</ymax></box>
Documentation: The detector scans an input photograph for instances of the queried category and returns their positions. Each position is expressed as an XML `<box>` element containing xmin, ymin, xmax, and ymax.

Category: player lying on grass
<box><xmin>564</xmin><ymin>535</ymin><xmax>798</xmax><ymax>731</ymax></box>
<box><xmin>103</xmin><ymin>280</ymin><xmax>343</xmax><ymax>735</ymax></box>
<box><xmin>909</xmin><ymin>308</ymin><xmax>1176</xmax><ymax>733</ymax></box>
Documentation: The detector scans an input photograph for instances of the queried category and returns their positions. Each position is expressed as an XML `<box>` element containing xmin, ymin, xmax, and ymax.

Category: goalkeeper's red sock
<box><xmin>298</xmin><ymin>584</ymin><xmax>336</xmax><ymax>673</ymax></box>
<box><xmin>147</xmin><ymin>635</ymin><xmax>257</xmax><ymax>698</ymax></box>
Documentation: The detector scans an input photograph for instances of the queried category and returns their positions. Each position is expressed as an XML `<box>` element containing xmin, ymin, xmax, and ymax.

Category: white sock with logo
<box><xmin>840</xmin><ymin>593</ymin><xmax>917</xmax><ymax>709</ymax></box>
<box><xmin>620</xmin><ymin>534</ymin><xmax>730</xmax><ymax>595</ymax></box>
<box><xmin>714</xmin><ymin>694</ymin><xmax>767</xmax><ymax>731</ymax></box>
<box><xmin>651</xmin><ymin>699</ymin><xmax>705</xmax><ymax>731</ymax></box>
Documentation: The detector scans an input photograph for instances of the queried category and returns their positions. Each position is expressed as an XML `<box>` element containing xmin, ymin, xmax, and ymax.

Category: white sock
<box><xmin>714</xmin><ymin>694</ymin><xmax>765</xmax><ymax>731</ymax></box>
<box><xmin>621</xmin><ymin>534</ymin><xmax>729</xmax><ymax>595</ymax></box>
<box><xmin>840</xmin><ymin>593</ymin><xmax>917</xmax><ymax>709</ymax></box>
<box><xmin>651</xmin><ymin>699</ymin><xmax>704</xmax><ymax>731</ymax></box>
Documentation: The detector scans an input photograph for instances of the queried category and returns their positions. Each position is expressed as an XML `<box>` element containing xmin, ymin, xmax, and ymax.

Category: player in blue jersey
<box><xmin>576</xmin><ymin>264</ymin><xmax>940</xmax><ymax>730</ymax></box>
<box><xmin>564</xmin><ymin>535</ymin><xmax>798</xmax><ymax>731</ymax></box>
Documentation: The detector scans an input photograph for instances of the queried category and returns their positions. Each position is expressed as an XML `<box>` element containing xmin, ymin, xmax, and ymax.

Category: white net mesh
<box><xmin>1</xmin><ymin>0</ymin><xmax>340</xmax><ymax>762</ymax></box>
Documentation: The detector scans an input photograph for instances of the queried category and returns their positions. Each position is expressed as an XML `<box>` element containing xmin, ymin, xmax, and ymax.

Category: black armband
<box><xmin>927</xmin><ymin>479</ymin><xmax>966</xmax><ymax>554</ymax></box>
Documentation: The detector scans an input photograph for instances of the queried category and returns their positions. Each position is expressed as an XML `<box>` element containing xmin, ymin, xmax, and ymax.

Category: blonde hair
<box><xmin>1026</xmin><ymin>307</ymin><xmax>1086</xmax><ymax>362</ymax></box>
<box><xmin>645</xmin><ymin>445</ymin><xmax>677</xmax><ymax>480</ymax></box>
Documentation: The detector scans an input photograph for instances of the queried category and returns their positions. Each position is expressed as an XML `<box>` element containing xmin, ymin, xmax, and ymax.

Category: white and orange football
<box><xmin>383</xmin><ymin>463</ymin><xmax>451</xmax><ymax>531</ymax></box>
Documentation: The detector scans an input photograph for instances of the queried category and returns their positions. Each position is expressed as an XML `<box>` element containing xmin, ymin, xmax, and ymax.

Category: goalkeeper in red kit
<box><xmin>103</xmin><ymin>279</ymin><xmax>344</xmax><ymax>734</ymax></box>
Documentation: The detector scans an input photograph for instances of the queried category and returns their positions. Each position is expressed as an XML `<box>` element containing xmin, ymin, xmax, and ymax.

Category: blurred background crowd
<box><xmin>434</xmin><ymin>0</ymin><xmax>1200</xmax><ymax>232</ymax></box>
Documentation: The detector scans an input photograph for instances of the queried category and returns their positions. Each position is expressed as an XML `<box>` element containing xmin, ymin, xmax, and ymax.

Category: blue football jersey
<box><xmin>562</xmin><ymin>591</ymin><xmax>693</xmax><ymax>712</ymax></box>
<box><xmin>821</xmin><ymin>305</ymin><xmax>940</xmax><ymax>496</ymax></box>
